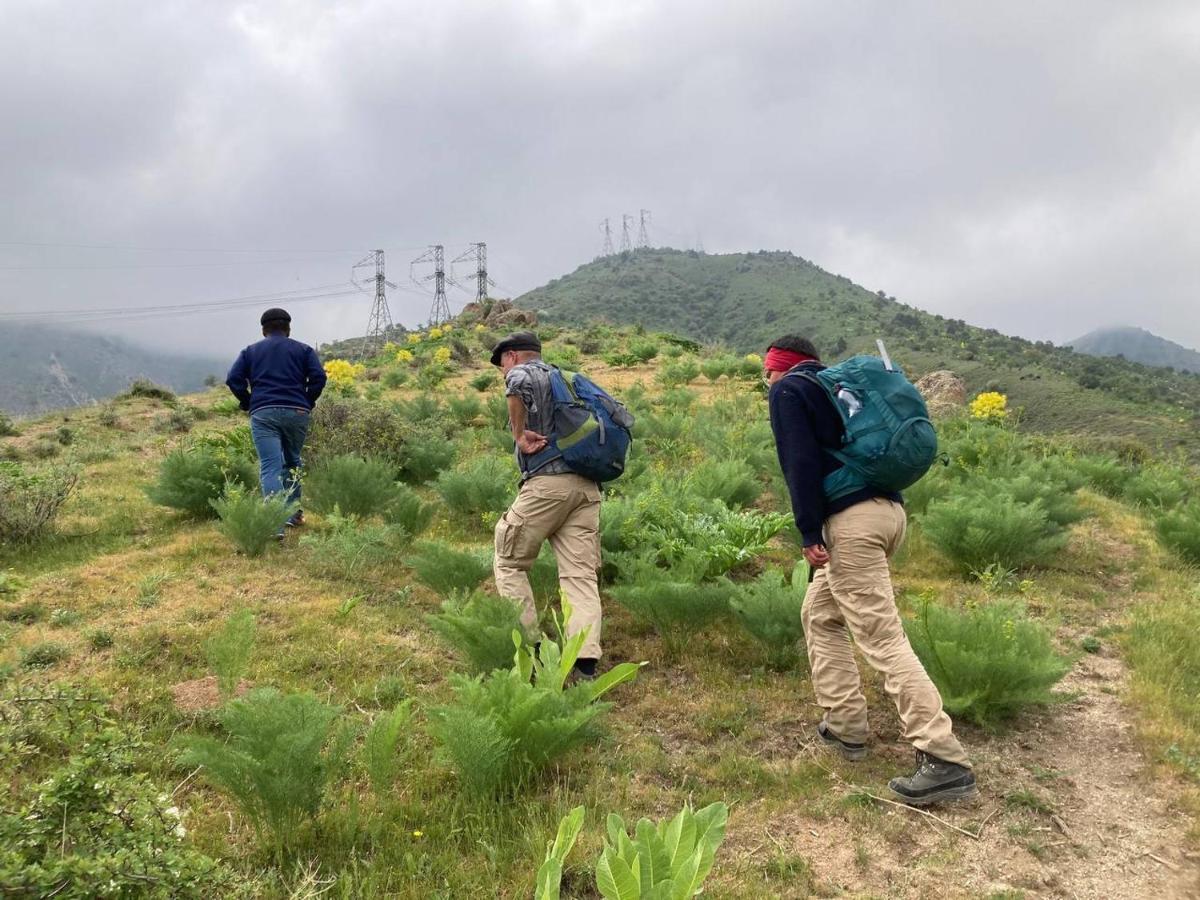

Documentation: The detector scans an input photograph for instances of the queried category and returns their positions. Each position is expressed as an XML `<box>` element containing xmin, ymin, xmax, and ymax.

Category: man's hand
<box><xmin>516</xmin><ymin>429</ymin><xmax>548</xmax><ymax>454</ymax></box>
<box><xmin>803</xmin><ymin>543</ymin><xmax>830</xmax><ymax>568</ymax></box>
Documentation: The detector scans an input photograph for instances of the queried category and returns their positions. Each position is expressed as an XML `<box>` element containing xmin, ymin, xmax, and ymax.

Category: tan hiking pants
<box><xmin>804</xmin><ymin>498</ymin><xmax>970</xmax><ymax>767</ymax></box>
<box><xmin>493</xmin><ymin>473</ymin><xmax>604</xmax><ymax>659</ymax></box>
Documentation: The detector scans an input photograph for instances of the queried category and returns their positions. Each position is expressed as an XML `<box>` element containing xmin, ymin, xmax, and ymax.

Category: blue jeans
<box><xmin>249</xmin><ymin>407</ymin><xmax>310</xmax><ymax>506</ymax></box>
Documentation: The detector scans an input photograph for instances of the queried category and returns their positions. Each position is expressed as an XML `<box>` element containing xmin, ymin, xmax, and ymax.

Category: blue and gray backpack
<box><xmin>519</xmin><ymin>367</ymin><xmax>635</xmax><ymax>483</ymax></box>
<box><xmin>788</xmin><ymin>354</ymin><xmax>937</xmax><ymax>502</ymax></box>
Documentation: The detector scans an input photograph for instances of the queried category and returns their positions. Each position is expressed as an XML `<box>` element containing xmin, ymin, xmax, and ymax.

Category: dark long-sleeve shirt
<box><xmin>768</xmin><ymin>362</ymin><xmax>900</xmax><ymax>546</ymax></box>
<box><xmin>225</xmin><ymin>334</ymin><xmax>327</xmax><ymax>413</ymax></box>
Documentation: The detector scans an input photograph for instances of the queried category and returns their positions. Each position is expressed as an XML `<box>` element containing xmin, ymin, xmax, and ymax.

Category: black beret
<box><xmin>490</xmin><ymin>330</ymin><xmax>541</xmax><ymax>366</ymax></box>
<box><xmin>261</xmin><ymin>307</ymin><xmax>291</xmax><ymax>326</ymax></box>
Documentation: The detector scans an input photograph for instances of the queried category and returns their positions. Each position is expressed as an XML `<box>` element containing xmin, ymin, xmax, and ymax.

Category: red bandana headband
<box><xmin>764</xmin><ymin>347</ymin><xmax>817</xmax><ymax>373</ymax></box>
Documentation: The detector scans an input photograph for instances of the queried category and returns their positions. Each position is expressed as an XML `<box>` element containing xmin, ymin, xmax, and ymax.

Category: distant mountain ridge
<box><xmin>2</xmin><ymin>323</ymin><xmax>222</xmax><ymax>416</ymax></box>
<box><xmin>1069</xmin><ymin>326</ymin><xmax>1200</xmax><ymax>374</ymax></box>
<box><xmin>515</xmin><ymin>247</ymin><xmax>1200</xmax><ymax>454</ymax></box>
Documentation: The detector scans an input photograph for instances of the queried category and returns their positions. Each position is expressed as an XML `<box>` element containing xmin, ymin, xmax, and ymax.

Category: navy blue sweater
<box><xmin>768</xmin><ymin>362</ymin><xmax>901</xmax><ymax>546</ymax></box>
<box><xmin>225</xmin><ymin>335</ymin><xmax>327</xmax><ymax>413</ymax></box>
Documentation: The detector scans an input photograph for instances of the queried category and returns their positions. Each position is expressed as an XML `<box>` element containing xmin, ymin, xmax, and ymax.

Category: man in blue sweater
<box><xmin>225</xmin><ymin>308</ymin><xmax>327</xmax><ymax>529</ymax></box>
<box><xmin>766</xmin><ymin>335</ymin><xmax>976</xmax><ymax>807</ymax></box>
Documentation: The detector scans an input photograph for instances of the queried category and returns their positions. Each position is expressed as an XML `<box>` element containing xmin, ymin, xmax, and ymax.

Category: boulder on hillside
<box><xmin>914</xmin><ymin>370</ymin><xmax>967</xmax><ymax>417</ymax></box>
<box><xmin>460</xmin><ymin>299</ymin><xmax>538</xmax><ymax>330</ymax></box>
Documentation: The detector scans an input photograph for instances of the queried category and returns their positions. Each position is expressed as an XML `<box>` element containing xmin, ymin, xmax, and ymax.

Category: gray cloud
<box><xmin>2</xmin><ymin>0</ymin><xmax>1197</xmax><ymax>357</ymax></box>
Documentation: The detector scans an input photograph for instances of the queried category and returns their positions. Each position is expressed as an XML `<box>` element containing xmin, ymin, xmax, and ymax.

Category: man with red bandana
<box><xmin>765</xmin><ymin>335</ymin><xmax>977</xmax><ymax>807</ymax></box>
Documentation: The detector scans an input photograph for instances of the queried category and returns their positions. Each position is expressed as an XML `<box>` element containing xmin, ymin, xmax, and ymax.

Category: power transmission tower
<box><xmin>637</xmin><ymin>209</ymin><xmax>651</xmax><ymax>248</ymax></box>
<box><xmin>351</xmin><ymin>249</ymin><xmax>396</xmax><ymax>359</ymax></box>
<box><xmin>412</xmin><ymin>245</ymin><xmax>451</xmax><ymax>325</ymax></box>
<box><xmin>620</xmin><ymin>214</ymin><xmax>634</xmax><ymax>253</ymax></box>
<box><xmin>451</xmin><ymin>242</ymin><xmax>492</xmax><ymax>303</ymax></box>
<box><xmin>599</xmin><ymin>218</ymin><xmax>614</xmax><ymax>258</ymax></box>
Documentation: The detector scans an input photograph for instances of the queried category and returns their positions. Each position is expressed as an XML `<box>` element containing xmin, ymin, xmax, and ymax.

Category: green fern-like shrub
<box><xmin>426</xmin><ymin>591</ymin><xmax>530</xmax><ymax>673</ymax></box>
<box><xmin>1124</xmin><ymin>464</ymin><xmax>1192</xmax><ymax>511</ymax></box>
<box><xmin>1071</xmin><ymin>454</ymin><xmax>1131</xmax><ymax>498</ymax></box>
<box><xmin>301</xmin><ymin>513</ymin><xmax>408</xmax><ymax>579</ymax></box>
<box><xmin>176</xmin><ymin>688</ymin><xmax>351</xmax><ymax>854</ymax></box>
<box><xmin>307</xmin><ymin>398</ymin><xmax>408</xmax><ymax>470</ymax></box>
<box><xmin>1156</xmin><ymin>501</ymin><xmax>1200</xmax><ymax>564</ymax></box>
<box><xmin>727</xmin><ymin>563</ymin><xmax>808</xmax><ymax>669</ymax></box>
<box><xmin>399</xmin><ymin>426</ymin><xmax>457</xmax><ymax>483</ymax></box>
<box><xmin>447</xmin><ymin>395</ymin><xmax>484</xmax><ymax>426</ymax></box>
<box><xmin>430</xmin><ymin>618</ymin><xmax>643</xmax><ymax>795</ymax></box>
<box><xmin>205</xmin><ymin>608</ymin><xmax>256</xmax><ymax>699</ymax></box>
<box><xmin>210</xmin><ymin>485</ymin><xmax>297</xmax><ymax>556</ymax></box>
<box><xmin>362</xmin><ymin>701</ymin><xmax>413</xmax><ymax>798</ymax></box>
<box><xmin>382</xmin><ymin>484</ymin><xmax>435</xmax><ymax>537</ymax></box>
<box><xmin>303</xmin><ymin>453</ymin><xmax>403</xmax><ymax>519</ymax></box>
<box><xmin>609</xmin><ymin>563</ymin><xmax>731</xmax><ymax>658</ymax></box>
<box><xmin>688</xmin><ymin>458</ymin><xmax>762</xmax><ymax>509</ymax></box>
<box><xmin>435</xmin><ymin>455</ymin><xmax>516</xmax><ymax>521</ymax></box>
<box><xmin>921</xmin><ymin>486</ymin><xmax>1068</xmax><ymax>574</ymax></box>
<box><xmin>406</xmin><ymin>540</ymin><xmax>493</xmax><ymax>595</ymax></box>
<box><xmin>903</xmin><ymin>597</ymin><xmax>1073</xmax><ymax>728</ymax></box>
<box><xmin>146</xmin><ymin>447</ymin><xmax>255</xmax><ymax>517</ymax></box>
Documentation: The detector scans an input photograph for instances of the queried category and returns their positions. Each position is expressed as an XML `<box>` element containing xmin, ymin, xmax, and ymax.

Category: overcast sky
<box><xmin>2</xmin><ymin>0</ymin><xmax>1198</xmax><ymax>358</ymax></box>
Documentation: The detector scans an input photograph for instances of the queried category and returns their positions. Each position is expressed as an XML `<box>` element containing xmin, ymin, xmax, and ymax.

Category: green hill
<box><xmin>1070</xmin><ymin>325</ymin><xmax>1200</xmax><ymax>374</ymax></box>
<box><xmin>518</xmin><ymin>248</ymin><xmax>1200</xmax><ymax>455</ymax></box>
<box><xmin>1</xmin><ymin>323</ymin><xmax>222</xmax><ymax>417</ymax></box>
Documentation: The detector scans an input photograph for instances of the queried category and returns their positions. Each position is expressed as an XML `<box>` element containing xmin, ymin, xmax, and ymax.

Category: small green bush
<box><xmin>0</xmin><ymin>462</ymin><xmax>78</xmax><ymax>544</ymax></box>
<box><xmin>210</xmin><ymin>484</ymin><xmax>297</xmax><ymax>556</ymax></box>
<box><xmin>688</xmin><ymin>458</ymin><xmax>762</xmax><ymax>509</ymax></box>
<box><xmin>904</xmin><ymin>597</ymin><xmax>1072</xmax><ymax>728</ymax></box>
<box><xmin>381</xmin><ymin>484</ymin><xmax>435</xmax><ymax>537</ymax></box>
<box><xmin>610</xmin><ymin>562</ymin><xmax>731</xmax><ymax>658</ymax></box>
<box><xmin>1124</xmin><ymin>464</ymin><xmax>1191</xmax><ymax>511</ymax></box>
<box><xmin>304</xmin><ymin>454</ymin><xmax>403</xmax><ymax>519</ymax></box>
<box><xmin>55</xmin><ymin>426</ymin><xmax>74</xmax><ymax>446</ymax></box>
<box><xmin>146</xmin><ymin>447</ymin><xmax>255</xmax><ymax>518</ymax></box>
<box><xmin>156</xmin><ymin>408</ymin><xmax>194</xmax><ymax>433</ymax></box>
<box><xmin>1156</xmin><ymin>501</ymin><xmax>1200</xmax><ymax>564</ymax></box>
<box><xmin>922</xmin><ymin>487</ymin><xmax>1069</xmax><ymax>574</ymax></box>
<box><xmin>727</xmin><ymin>563</ymin><xmax>808</xmax><ymax>669</ymax></box>
<box><xmin>406</xmin><ymin>540</ymin><xmax>493</xmax><ymax>595</ymax></box>
<box><xmin>1072</xmin><ymin>455</ymin><xmax>1131</xmax><ymax>497</ymax></box>
<box><xmin>427</xmin><ymin>591</ymin><xmax>530</xmax><ymax>673</ymax></box>
<box><xmin>471</xmin><ymin>371</ymin><xmax>497</xmax><ymax>392</ymax></box>
<box><xmin>205</xmin><ymin>608</ymin><xmax>256</xmax><ymax>699</ymax></box>
<box><xmin>87</xmin><ymin>629</ymin><xmax>114</xmax><ymax>650</ymax></box>
<box><xmin>30</xmin><ymin>439</ymin><xmax>59</xmax><ymax>459</ymax></box>
<box><xmin>21</xmin><ymin>641</ymin><xmax>70</xmax><ymax>669</ymax></box>
<box><xmin>430</xmin><ymin>618</ymin><xmax>642</xmax><ymax>795</ymax></box>
<box><xmin>447</xmin><ymin>395</ymin><xmax>484</xmax><ymax>426</ymax></box>
<box><xmin>701</xmin><ymin>355</ymin><xmax>737</xmax><ymax>382</ymax></box>
<box><xmin>382</xmin><ymin>367</ymin><xmax>409</xmax><ymax>389</ymax></box>
<box><xmin>308</xmin><ymin>398</ymin><xmax>408</xmax><ymax>470</ymax></box>
<box><xmin>363</xmin><ymin>701</ymin><xmax>413</xmax><ymax>797</ymax></box>
<box><xmin>399</xmin><ymin>426</ymin><xmax>457</xmax><ymax>483</ymax></box>
<box><xmin>435</xmin><ymin>455</ymin><xmax>516</xmax><ymax>521</ymax></box>
<box><xmin>627</xmin><ymin>338</ymin><xmax>660</xmax><ymax>363</ymax></box>
<box><xmin>301</xmin><ymin>513</ymin><xmax>409</xmax><ymax>579</ymax></box>
<box><xmin>48</xmin><ymin>608</ymin><xmax>81</xmax><ymax>628</ymax></box>
<box><xmin>657</xmin><ymin>357</ymin><xmax>701</xmax><ymax>387</ymax></box>
<box><xmin>177</xmin><ymin>688</ymin><xmax>350</xmax><ymax>854</ymax></box>
<box><xmin>0</xmin><ymin>411</ymin><xmax>17</xmax><ymax>436</ymax></box>
<box><xmin>121</xmin><ymin>378</ymin><xmax>176</xmax><ymax>402</ymax></box>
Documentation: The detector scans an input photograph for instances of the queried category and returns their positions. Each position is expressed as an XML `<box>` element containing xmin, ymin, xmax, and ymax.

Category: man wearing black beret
<box><xmin>225</xmin><ymin>308</ymin><xmax>327</xmax><ymax>532</ymax></box>
<box><xmin>491</xmin><ymin>330</ymin><xmax>605</xmax><ymax>680</ymax></box>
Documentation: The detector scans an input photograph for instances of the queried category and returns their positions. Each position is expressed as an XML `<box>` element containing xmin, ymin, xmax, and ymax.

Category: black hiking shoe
<box><xmin>286</xmin><ymin>510</ymin><xmax>305</xmax><ymax>528</ymax></box>
<box><xmin>817</xmin><ymin>720</ymin><xmax>868</xmax><ymax>761</ymax></box>
<box><xmin>889</xmin><ymin>750</ymin><xmax>978</xmax><ymax>806</ymax></box>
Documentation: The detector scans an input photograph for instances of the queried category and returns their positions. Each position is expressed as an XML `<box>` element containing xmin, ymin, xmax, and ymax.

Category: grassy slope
<box><xmin>519</xmin><ymin>249</ymin><xmax>1200</xmax><ymax>458</ymax></box>
<box><xmin>2</xmin><ymin>324</ymin><xmax>1199</xmax><ymax>898</ymax></box>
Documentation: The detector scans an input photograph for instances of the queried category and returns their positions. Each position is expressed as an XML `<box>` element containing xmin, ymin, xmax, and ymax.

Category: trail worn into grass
<box><xmin>739</xmin><ymin>648</ymin><xmax>1200</xmax><ymax>899</ymax></box>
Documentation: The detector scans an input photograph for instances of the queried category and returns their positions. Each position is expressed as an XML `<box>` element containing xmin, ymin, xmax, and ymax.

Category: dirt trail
<box><xmin>754</xmin><ymin>650</ymin><xmax>1200</xmax><ymax>898</ymax></box>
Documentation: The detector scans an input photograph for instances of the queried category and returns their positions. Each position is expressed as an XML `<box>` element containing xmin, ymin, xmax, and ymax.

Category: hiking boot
<box><xmin>817</xmin><ymin>720</ymin><xmax>868</xmax><ymax>761</ymax></box>
<box><xmin>889</xmin><ymin>750</ymin><xmax>978</xmax><ymax>806</ymax></box>
<box><xmin>287</xmin><ymin>510</ymin><xmax>305</xmax><ymax>528</ymax></box>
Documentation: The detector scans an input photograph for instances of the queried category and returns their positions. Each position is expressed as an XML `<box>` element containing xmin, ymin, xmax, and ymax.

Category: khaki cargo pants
<box><xmin>493</xmin><ymin>473</ymin><xmax>604</xmax><ymax>659</ymax></box>
<box><xmin>804</xmin><ymin>498</ymin><xmax>970</xmax><ymax>767</ymax></box>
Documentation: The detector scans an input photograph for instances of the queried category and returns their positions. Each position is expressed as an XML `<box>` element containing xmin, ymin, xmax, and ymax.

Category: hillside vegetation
<box><xmin>1070</xmin><ymin>325</ymin><xmax>1200</xmax><ymax>375</ymax></box>
<box><xmin>2</xmin><ymin>315</ymin><xmax>1199</xmax><ymax>898</ymax></box>
<box><xmin>519</xmin><ymin>249</ymin><xmax>1200</xmax><ymax>456</ymax></box>
<box><xmin>0</xmin><ymin>322</ymin><xmax>221</xmax><ymax>417</ymax></box>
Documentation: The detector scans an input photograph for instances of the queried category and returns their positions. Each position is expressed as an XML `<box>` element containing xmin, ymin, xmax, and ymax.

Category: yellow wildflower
<box><xmin>412</xmin><ymin>830</ymin><xmax>424</xmax><ymax>838</ymax></box>
<box><xmin>744</xmin><ymin>353</ymin><xmax>762</xmax><ymax>365</ymax></box>
<box><xmin>428</xmin><ymin>326</ymin><xmax>445</xmax><ymax>340</ymax></box>
<box><xmin>323</xmin><ymin>359</ymin><xmax>365</xmax><ymax>390</ymax></box>
<box><xmin>442</xmin><ymin>323</ymin><xmax>453</xmax><ymax>332</ymax></box>
<box><xmin>395</xmin><ymin>349</ymin><xmax>414</xmax><ymax>364</ymax></box>
<box><xmin>433</xmin><ymin>346</ymin><xmax>452</xmax><ymax>364</ymax></box>
<box><xmin>474</xmin><ymin>323</ymin><xmax>487</xmax><ymax>333</ymax></box>
<box><xmin>407</xmin><ymin>332</ymin><xmax>422</xmax><ymax>344</ymax></box>
<box><xmin>969</xmin><ymin>391</ymin><xmax>1008</xmax><ymax>422</ymax></box>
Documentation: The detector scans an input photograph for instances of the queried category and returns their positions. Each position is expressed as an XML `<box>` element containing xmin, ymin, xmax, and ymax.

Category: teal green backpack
<box><xmin>788</xmin><ymin>351</ymin><xmax>937</xmax><ymax>502</ymax></box>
